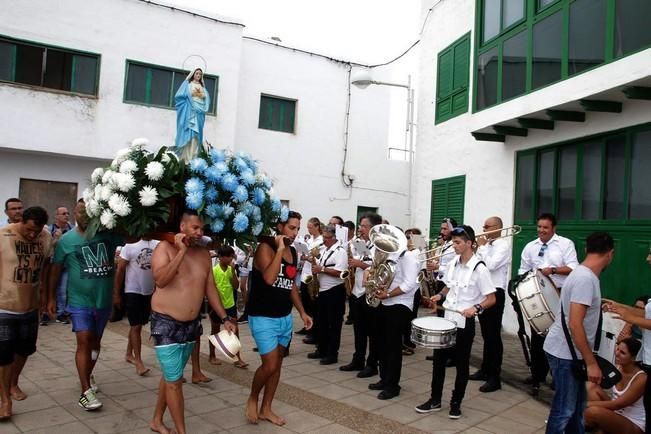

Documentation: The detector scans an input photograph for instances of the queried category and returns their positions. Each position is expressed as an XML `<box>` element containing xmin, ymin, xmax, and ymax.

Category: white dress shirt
<box><xmin>475</xmin><ymin>237</ymin><xmax>511</xmax><ymax>289</ymax></box>
<box><xmin>352</xmin><ymin>239</ymin><xmax>373</xmax><ymax>298</ymax></box>
<box><xmin>317</xmin><ymin>241</ymin><xmax>348</xmax><ymax>292</ymax></box>
<box><xmin>300</xmin><ymin>235</ymin><xmax>324</xmax><ymax>279</ymax></box>
<box><xmin>436</xmin><ymin>240</ymin><xmax>455</xmax><ymax>282</ymax></box>
<box><xmin>381</xmin><ymin>250</ymin><xmax>420</xmax><ymax>310</ymax></box>
<box><xmin>518</xmin><ymin>233</ymin><xmax>578</xmax><ymax>288</ymax></box>
<box><xmin>443</xmin><ymin>254</ymin><xmax>496</xmax><ymax>328</ymax></box>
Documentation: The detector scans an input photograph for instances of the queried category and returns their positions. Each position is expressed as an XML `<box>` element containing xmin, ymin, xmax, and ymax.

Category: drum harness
<box><xmin>507</xmin><ymin>273</ymin><xmax>533</xmax><ymax>367</ymax></box>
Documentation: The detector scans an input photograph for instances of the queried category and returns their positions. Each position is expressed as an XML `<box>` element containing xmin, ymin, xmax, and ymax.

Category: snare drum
<box><xmin>515</xmin><ymin>269</ymin><xmax>559</xmax><ymax>336</ymax></box>
<box><xmin>411</xmin><ymin>316</ymin><xmax>457</xmax><ymax>349</ymax></box>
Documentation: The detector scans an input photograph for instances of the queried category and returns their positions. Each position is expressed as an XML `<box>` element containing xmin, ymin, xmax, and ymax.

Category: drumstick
<box><xmin>435</xmin><ymin>305</ymin><xmax>464</xmax><ymax>315</ymax></box>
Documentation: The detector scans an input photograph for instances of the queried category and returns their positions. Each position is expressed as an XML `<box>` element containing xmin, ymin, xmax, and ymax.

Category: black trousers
<box><xmin>478</xmin><ymin>288</ymin><xmax>505</xmax><ymax>380</ymax></box>
<box><xmin>347</xmin><ymin>295</ymin><xmax>355</xmax><ymax>322</ymax></box>
<box><xmin>317</xmin><ymin>284</ymin><xmax>346</xmax><ymax>358</ymax></box>
<box><xmin>300</xmin><ymin>282</ymin><xmax>318</xmax><ymax>337</ymax></box>
<box><xmin>530</xmin><ymin>331</ymin><xmax>549</xmax><ymax>383</ymax></box>
<box><xmin>430</xmin><ymin>319</ymin><xmax>476</xmax><ymax>405</ymax></box>
<box><xmin>378</xmin><ymin>304</ymin><xmax>413</xmax><ymax>394</ymax></box>
<box><xmin>351</xmin><ymin>294</ymin><xmax>379</xmax><ymax>368</ymax></box>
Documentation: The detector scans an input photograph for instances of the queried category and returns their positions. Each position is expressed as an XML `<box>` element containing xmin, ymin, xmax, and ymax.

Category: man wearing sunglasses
<box><xmin>517</xmin><ymin>212</ymin><xmax>578</xmax><ymax>394</ymax></box>
<box><xmin>416</xmin><ymin>225</ymin><xmax>496</xmax><ymax>419</ymax></box>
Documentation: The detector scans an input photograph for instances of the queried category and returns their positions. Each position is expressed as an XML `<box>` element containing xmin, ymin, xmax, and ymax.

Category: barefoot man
<box><xmin>0</xmin><ymin>206</ymin><xmax>51</xmax><ymax>420</ymax></box>
<box><xmin>246</xmin><ymin>210</ymin><xmax>313</xmax><ymax>425</ymax></box>
<box><xmin>149</xmin><ymin>210</ymin><xmax>236</xmax><ymax>434</ymax></box>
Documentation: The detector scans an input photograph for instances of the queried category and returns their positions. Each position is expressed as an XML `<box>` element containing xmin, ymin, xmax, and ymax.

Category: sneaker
<box><xmin>415</xmin><ymin>398</ymin><xmax>441</xmax><ymax>414</ymax></box>
<box><xmin>449</xmin><ymin>403</ymin><xmax>462</xmax><ymax>419</ymax></box>
<box><xmin>78</xmin><ymin>388</ymin><xmax>102</xmax><ymax>411</ymax></box>
<box><xmin>56</xmin><ymin>314</ymin><xmax>70</xmax><ymax>324</ymax></box>
<box><xmin>40</xmin><ymin>314</ymin><xmax>49</xmax><ymax>326</ymax></box>
<box><xmin>90</xmin><ymin>375</ymin><xmax>99</xmax><ymax>393</ymax></box>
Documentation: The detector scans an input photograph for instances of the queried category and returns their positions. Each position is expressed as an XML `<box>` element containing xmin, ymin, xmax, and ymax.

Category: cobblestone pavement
<box><xmin>0</xmin><ymin>310</ymin><xmax>550</xmax><ymax>433</ymax></box>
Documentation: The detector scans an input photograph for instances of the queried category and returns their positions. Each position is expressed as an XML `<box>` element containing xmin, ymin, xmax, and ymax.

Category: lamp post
<box><xmin>352</xmin><ymin>71</ymin><xmax>415</xmax><ymax>226</ymax></box>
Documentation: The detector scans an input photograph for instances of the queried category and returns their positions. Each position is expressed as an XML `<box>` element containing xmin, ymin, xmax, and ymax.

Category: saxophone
<box><xmin>302</xmin><ymin>242</ymin><xmax>323</xmax><ymax>300</ymax></box>
<box><xmin>344</xmin><ymin>238</ymin><xmax>357</xmax><ymax>296</ymax></box>
<box><xmin>364</xmin><ymin>224</ymin><xmax>407</xmax><ymax>308</ymax></box>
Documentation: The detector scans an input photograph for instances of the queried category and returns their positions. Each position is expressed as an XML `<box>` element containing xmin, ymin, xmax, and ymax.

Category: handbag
<box><xmin>560</xmin><ymin>303</ymin><xmax>622</xmax><ymax>389</ymax></box>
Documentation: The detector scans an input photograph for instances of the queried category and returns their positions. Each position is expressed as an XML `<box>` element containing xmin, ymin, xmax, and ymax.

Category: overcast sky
<box><xmin>163</xmin><ymin>0</ymin><xmax>422</xmax><ymax>65</ymax></box>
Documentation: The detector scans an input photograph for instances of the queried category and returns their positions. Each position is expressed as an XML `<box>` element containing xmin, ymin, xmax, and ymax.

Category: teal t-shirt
<box><xmin>53</xmin><ymin>229</ymin><xmax>123</xmax><ymax>309</ymax></box>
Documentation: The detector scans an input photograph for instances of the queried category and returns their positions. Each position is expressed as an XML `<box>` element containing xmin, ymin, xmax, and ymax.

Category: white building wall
<box><xmin>0</xmin><ymin>0</ymin><xmax>244</xmax><ymax>159</ymax></box>
<box><xmin>415</xmin><ymin>0</ymin><xmax>651</xmax><ymax>333</ymax></box>
<box><xmin>236</xmin><ymin>39</ymin><xmax>410</xmax><ymax>226</ymax></box>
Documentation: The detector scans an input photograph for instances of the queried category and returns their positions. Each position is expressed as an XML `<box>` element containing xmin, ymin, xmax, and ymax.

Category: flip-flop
<box><xmin>234</xmin><ymin>361</ymin><xmax>249</xmax><ymax>369</ymax></box>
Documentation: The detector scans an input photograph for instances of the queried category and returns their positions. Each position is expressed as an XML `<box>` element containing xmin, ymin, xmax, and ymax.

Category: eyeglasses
<box><xmin>451</xmin><ymin>227</ymin><xmax>468</xmax><ymax>237</ymax></box>
<box><xmin>538</xmin><ymin>243</ymin><xmax>548</xmax><ymax>257</ymax></box>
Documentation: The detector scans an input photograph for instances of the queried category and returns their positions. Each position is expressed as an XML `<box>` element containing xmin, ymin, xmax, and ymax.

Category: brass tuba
<box><xmin>364</xmin><ymin>224</ymin><xmax>407</xmax><ymax>308</ymax></box>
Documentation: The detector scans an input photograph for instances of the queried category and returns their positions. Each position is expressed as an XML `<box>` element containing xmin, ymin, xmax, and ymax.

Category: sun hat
<box><xmin>208</xmin><ymin>330</ymin><xmax>241</xmax><ymax>363</ymax></box>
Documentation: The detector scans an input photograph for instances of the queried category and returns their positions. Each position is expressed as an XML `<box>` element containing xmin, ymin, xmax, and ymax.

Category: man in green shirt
<box><xmin>49</xmin><ymin>201</ymin><xmax>122</xmax><ymax>411</ymax></box>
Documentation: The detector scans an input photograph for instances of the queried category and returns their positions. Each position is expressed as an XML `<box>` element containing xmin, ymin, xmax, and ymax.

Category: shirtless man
<box><xmin>246</xmin><ymin>211</ymin><xmax>312</xmax><ymax>426</ymax></box>
<box><xmin>149</xmin><ymin>211</ymin><xmax>236</xmax><ymax>434</ymax></box>
<box><xmin>0</xmin><ymin>206</ymin><xmax>51</xmax><ymax>420</ymax></box>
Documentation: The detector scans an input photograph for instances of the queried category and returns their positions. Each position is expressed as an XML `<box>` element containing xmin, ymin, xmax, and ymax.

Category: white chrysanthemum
<box><xmin>94</xmin><ymin>184</ymin><xmax>103</xmax><ymax>198</ymax></box>
<box><xmin>91</xmin><ymin>168</ymin><xmax>105</xmax><ymax>184</ymax></box>
<box><xmin>100</xmin><ymin>209</ymin><xmax>116</xmax><ymax>229</ymax></box>
<box><xmin>119</xmin><ymin>160</ymin><xmax>138</xmax><ymax>174</ymax></box>
<box><xmin>114</xmin><ymin>173</ymin><xmax>136</xmax><ymax>192</ymax></box>
<box><xmin>82</xmin><ymin>188</ymin><xmax>93</xmax><ymax>204</ymax></box>
<box><xmin>102</xmin><ymin>170</ymin><xmax>115</xmax><ymax>185</ymax></box>
<box><xmin>108</xmin><ymin>193</ymin><xmax>131</xmax><ymax>217</ymax></box>
<box><xmin>130</xmin><ymin>137</ymin><xmax>149</xmax><ymax>148</ymax></box>
<box><xmin>100</xmin><ymin>185</ymin><xmax>113</xmax><ymax>201</ymax></box>
<box><xmin>86</xmin><ymin>199</ymin><xmax>101</xmax><ymax>217</ymax></box>
<box><xmin>145</xmin><ymin>161</ymin><xmax>165</xmax><ymax>181</ymax></box>
<box><xmin>139</xmin><ymin>186</ymin><xmax>158</xmax><ymax>207</ymax></box>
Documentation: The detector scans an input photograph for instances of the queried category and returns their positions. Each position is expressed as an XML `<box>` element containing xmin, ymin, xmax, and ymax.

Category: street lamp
<box><xmin>352</xmin><ymin>70</ymin><xmax>415</xmax><ymax>225</ymax></box>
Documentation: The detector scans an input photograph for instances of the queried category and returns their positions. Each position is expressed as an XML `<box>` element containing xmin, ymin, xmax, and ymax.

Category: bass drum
<box><xmin>411</xmin><ymin>316</ymin><xmax>457</xmax><ymax>349</ymax></box>
<box><xmin>515</xmin><ymin>269</ymin><xmax>559</xmax><ymax>336</ymax></box>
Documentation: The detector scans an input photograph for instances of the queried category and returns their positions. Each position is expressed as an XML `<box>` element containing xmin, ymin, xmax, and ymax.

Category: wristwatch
<box><xmin>474</xmin><ymin>304</ymin><xmax>484</xmax><ymax>316</ymax></box>
<box><xmin>551</xmin><ymin>267</ymin><xmax>557</xmax><ymax>275</ymax></box>
<box><xmin>221</xmin><ymin>316</ymin><xmax>234</xmax><ymax>324</ymax></box>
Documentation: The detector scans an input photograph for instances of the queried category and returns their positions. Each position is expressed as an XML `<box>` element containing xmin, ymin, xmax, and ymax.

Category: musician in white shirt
<box><xmin>471</xmin><ymin>216</ymin><xmax>512</xmax><ymax>392</ymax></box>
<box><xmin>340</xmin><ymin>213</ymin><xmax>380</xmax><ymax>377</ymax></box>
<box><xmin>416</xmin><ymin>225</ymin><xmax>496</xmax><ymax>419</ymax></box>
<box><xmin>518</xmin><ymin>213</ymin><xmax>578</xmax><ymax>393</ymax></box>
<box><xmin>371</xmin><ymin>238</ymin><xmax>421</xmax><ymax>400</ymax></box>
<box><xmin>298</xmin><ymin>218</ymin><xmax>323</xmax><ymax>341</ymax></box>
<box><xmin>308</xmin><ymin>225</ymin><xmax>348</xmax><ymax>365</ymax></box>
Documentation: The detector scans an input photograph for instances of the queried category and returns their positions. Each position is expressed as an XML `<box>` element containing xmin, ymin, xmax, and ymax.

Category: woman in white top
<box><xmin>585</xmin><ymin>337</ymin><xmax>646</xmax><ymax>434</ymax></box>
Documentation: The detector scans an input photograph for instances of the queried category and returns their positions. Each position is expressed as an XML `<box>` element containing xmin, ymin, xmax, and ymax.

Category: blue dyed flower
<box><xmin>185</xmin><ymin>177</ymin><xmax>205</xmax><ymax>194</ymax></box>
<box><xmin>214</xmin><ymin>161</ymin><xmax>228</xmax><ymax>175</ymax></box>
<box><xmin>251</xmin><ymin>205</ymin><xmax>262</xmax><ymax>222</ymax></box>
<box><xmin>210</xmin><ymin>219</ymin><xmax>225</xmax><ymax>233</ymax></box>
<box><xmin>232</xmin><ymin>185</ymin><xmax>248</xmax><ymax>202</ymax></box>
<box><xmin>262</xmin><ymin>176</ymin><xmax>273</xmax><ymax>189</ymax></box>
<box><xmin>206</xmin><ymin>203</ymin><xmax>221</xmax><ymax>218</ymax></box>
<box><xmin>205</xmin><ymin>165</ymin><xmax>222</xmax><ymax>182</ymax></box>
<box><xmin>280</xmin><ymin>206</ymin><xmax>289</xmax><ymax>222</ymax></box>
<box><xmin>240</xmin><ymin>169</ymin><xmax>256</xmax><ymax>186</ymax></box>
<box><xmin>233</xmin><ymin>157</ymin><xmax>249</xmax><ymax>173</ymax></box>
<box><xmin>221</xmin><ymin>173</ymin><xmax>239</xmax><ymax>192</ymax></box>
<box><xmin>185</xmin><ymin>191</ymin><xmax>203</xmax><ymax>210</ymax></box>
<box><xmin>209</xmin><ymin>148</ymin><xmax>225</xmax><ymax>162</ymax></box>
<box><xmin>252</xmin><ymin>188</ymin><xmax>266</xmax><ymax>206</ymax></box>
<box><xmin>271</xmin><ymin>196</ymin><xmax>282</xmax><ymax>212</ymax></box>
<box><xmin>252</xmin><ymin>222</ymin><xmax>263</xmax><ymax>236</ymax></box>
<box><xmin>189</xmin><ymin>158</ymin><xmax>208</xmax><ymax>173</ymax></box>
<box><xmin>221</xmin><ymin>203</ymin><xmax>234</xmax><ymax>218</ymax></box>
<box><xmin>239</xmin><ymin>202</ymin><xmax>254</xmax><ymax>216</ymax></box>
<box><xmin>205</xmin><ymin>186</ymin><xmax>218</xmax><ymax>202</ymax></box>
<box><xmin>233</xmin><ymin>212</ymin><xmax>249</xmax><ymax>233</ymax></box>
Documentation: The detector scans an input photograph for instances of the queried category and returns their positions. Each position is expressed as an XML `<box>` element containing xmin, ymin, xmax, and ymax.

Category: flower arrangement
<box><xmin>82</xmin><ymin>139</ymin><xmax>185</xmax><ymax>238</ymax></box>
<box><xmin>82</xmin><ymin>139</ymin><xmax>287</xmax><ymax>244</ymax></box>
<box><xmin>184</xmin><ymin>146</ymin><xmax>287</xmax><ymax>244</ymax></box>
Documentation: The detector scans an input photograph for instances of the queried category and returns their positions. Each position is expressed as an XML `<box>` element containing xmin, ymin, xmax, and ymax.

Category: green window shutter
<box><xmin>435</xmin><ymin>33</ymin><xmax>470</xmax><ymax>124</ymax></box>
<box><xmin>259</xmin><ymin>95</ymin><xmax>296</xmax><ymax>133</ymax></box>
<box><xmin>429</xmin><ymin>175</ymin><xmax>466</xmax><ymax>236</ymax></box>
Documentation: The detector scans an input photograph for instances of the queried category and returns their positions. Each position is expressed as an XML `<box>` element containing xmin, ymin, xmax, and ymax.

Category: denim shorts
<box><xmin>249</xmin><ymin>314</ymin><xmax>292</xmax><ymax>355</ymax></box>
<box><xmin>68</xmin><ymin>306</ymin><xmax>112</xmax><ymax>336</ymax></box>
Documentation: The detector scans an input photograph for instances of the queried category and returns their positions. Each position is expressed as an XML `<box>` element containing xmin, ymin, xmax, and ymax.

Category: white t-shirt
<box><xmin>120</xmin><ymin>239</ymin><xmax>160</xmax><ymax>295</ymax></box>
<box><xmin>643</xmin><ymin>300</ymin><xmax>651</xmax><ymax>366</ymax></box>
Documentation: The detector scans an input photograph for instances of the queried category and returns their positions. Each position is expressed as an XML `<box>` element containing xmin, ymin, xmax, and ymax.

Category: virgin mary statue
<box><xmin>174</xmin><ymin>68</ymin><xmax>210</xmax><ymax>161</ymax></box>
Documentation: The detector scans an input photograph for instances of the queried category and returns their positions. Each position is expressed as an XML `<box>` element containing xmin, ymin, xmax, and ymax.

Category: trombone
<box><xmin>474</xmin><ymin>225</ymin><xmax>522</xmax><ymax>242</ymax></box>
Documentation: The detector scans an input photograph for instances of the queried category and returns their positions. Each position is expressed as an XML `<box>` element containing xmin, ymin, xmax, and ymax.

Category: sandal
<box><xmin>234</xmin><ymin>360</ymin><xmax>249</xmax><ymax>369</ymax></box>
<box><xmin>402</xmin><ymin>347</ymin><xmax>415</xmax><ymax>356</ymax></box>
